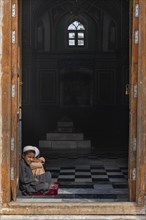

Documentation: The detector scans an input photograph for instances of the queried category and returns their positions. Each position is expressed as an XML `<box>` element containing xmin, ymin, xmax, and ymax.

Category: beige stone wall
<box><xmin>0</xmin><ymin>0</ymin><xmax>3</xmax><ymax>205</ymax></box>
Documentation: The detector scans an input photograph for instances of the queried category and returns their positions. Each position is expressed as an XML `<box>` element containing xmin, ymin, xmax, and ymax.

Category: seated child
<box><xmin>30</xmin><ymin>146</ymin><xmax>45</xmax><ymax>176</ymax></box>
<box><xmin>19</xmin><ymin>145</ymin><xmax>53</xmax><ymax>195</ymax></box>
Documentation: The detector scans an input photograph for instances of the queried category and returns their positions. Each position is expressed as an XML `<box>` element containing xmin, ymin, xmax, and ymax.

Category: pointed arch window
<box><xmin>67</xmin><ymin>21</ymin><xmax>85</xmax><ymax>47</ymax></box>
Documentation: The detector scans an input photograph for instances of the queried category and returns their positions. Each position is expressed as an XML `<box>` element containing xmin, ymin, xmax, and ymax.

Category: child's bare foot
<box><xmin>49</xmin><ymin>183</ymin><xmax>58</xmax><ymax>190</ymax></box>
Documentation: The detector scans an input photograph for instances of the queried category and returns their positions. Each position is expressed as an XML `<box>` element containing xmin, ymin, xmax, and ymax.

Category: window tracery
<box><xmin>67</xmin><ymin>20</ymin><xmax>85</xmax><ymax>47</ymax></box>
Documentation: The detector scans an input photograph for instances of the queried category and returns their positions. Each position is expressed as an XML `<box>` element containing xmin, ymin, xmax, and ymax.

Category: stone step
<box><xmin>57</xmin><ymin>121</ymin><xmax>73</xmax><ymax>127</ymax></box>
<box><xmin>46</xmin><ymin>133</ymin><xmax>84</xmax><ymax>141</ymax></box>
<box><xmin>39</xmin><ymin>140</ymin><xmax>91</xmax><ymax>149</ymax></box>
<box><xmin>2</xmin><ymin>215</ymin><xmax>145</xmax><ymax>220</ymax></box>
<box><xmin>57</xmin><ymin>127</ymin><xmax>74</xmax><ymax>132</ymax></box>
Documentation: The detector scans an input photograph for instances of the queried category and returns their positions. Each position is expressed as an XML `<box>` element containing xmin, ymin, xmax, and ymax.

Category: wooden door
<box><xmin>11</xmin><ymin>0</ymin><xmax>21</xmax><ymax>201</ymax></box>
<box><xmin>10</xmin><ymin>0</ymin><xmax>139</xmax><ymax>202</ymax></box>
<box><xmin>136</xmin><ymin>0</ymin><xmax>146</xmax><ymax>206</ymax></box>
<box><xmin>128</xmin><ymin>0</ymin><xmax>139</xmax><ymax>202</ymax></box>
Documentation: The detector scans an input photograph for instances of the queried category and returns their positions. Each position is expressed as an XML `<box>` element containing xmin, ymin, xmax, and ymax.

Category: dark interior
<box><xmin>22</xmin><ymin>0</ymin><xmax>129</xmax><ymax>154</ymax></box>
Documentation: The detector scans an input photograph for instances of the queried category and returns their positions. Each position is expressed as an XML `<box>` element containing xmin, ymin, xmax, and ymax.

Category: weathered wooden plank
<box><xmin>128</xmin><ymin>0</ymin><xmax>139</xmax><ymax>202</ymax></box>
<box><xmin>136</xmin><ymin>0</ymin><xmax>146</xmax><ymax>206</ymax></box>
<box><xmin>1</xmin><ymin>0</ymin><xmax>11</xmax><ymax>204</ymax></box>
<box><xmin>11</xmin><ymin>0</ymin><xmax>19</xmax><ymax>201</ymax></box>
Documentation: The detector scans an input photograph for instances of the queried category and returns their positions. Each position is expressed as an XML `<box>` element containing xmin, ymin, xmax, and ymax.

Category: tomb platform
<box><xmin>39</xmin><ymin>117</ymin><xmax>91</xmax><ymax>150</ymax></box>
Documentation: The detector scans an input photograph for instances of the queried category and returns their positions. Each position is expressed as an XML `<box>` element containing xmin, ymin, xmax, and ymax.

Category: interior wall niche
<box><xmin>102</xmin><ymin>13</ymin><xmax>119</xmax><ymax>51</ymax></box>
<box><xmin>108</xmin><ymin>21</ymin><xmax>117</xmax><ymax>50</ymax></box>
<box><xmin>60</xmin><ymin>68</ymin><xmax>93</xmax><ymax>107</ymax></box>
<box><xmin>34</xmin><ymin>12</ymin><xmax>51</xmax><ymax>51</ymax></box>
<box><xmin>36</xmin><ymin>20</ymin><xmax>44</xmax><ymax>50</ymax></box>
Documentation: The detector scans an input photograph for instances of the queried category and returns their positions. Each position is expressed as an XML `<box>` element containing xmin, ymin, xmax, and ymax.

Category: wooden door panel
<box><xmin>128</xmin><ymin>0</ymin><xmax>139</xmax><ymax>202</ymax></box>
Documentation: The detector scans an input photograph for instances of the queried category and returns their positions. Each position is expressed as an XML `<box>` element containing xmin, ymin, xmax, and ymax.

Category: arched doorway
<box><xmin>21</xmin><ymin>0</ymin><xmax>130</xmax><ymax>201</ymax></box>
<box><xmin>1</xmin><ymin>0</ymin><xmax>146</xmax><ymax>216</ymax></box>
<box><xmin>22</xmin><ymin>0</ymin><xmax>129</xmax><ymax>153</ymax></box>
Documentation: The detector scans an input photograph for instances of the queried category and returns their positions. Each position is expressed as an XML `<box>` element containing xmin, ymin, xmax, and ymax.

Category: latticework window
<box><xmin>67</xmin><ymin>21</ymin><xmax>85</xmax><ymax>47</ymax></box>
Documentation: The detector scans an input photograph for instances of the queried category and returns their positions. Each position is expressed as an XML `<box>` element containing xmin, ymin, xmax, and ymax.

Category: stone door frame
<box><xmin>0</xmin><ymin>0</ymin><xmax>146</xmax><ymax>216</ymax></box>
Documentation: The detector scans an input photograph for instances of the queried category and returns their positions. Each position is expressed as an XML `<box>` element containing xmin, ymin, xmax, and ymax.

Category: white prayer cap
<box><xmin>33</xmin><ymin>146</ymin><xmax>40</xmax><ymax>157</ymax></box>
<box><xmin>23</xmin><ymin>145</ymin><xmax>35</xmax><ymax>153</ymax></box>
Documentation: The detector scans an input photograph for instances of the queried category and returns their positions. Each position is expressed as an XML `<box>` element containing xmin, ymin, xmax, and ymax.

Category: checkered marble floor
<box><xmin>43</xmin><ymin>152</ymin><xmax>128</xmax><ymax>202</ymax></box>
<box><xmin>18</xmin><ymin>151</ymin><xmax>128</xmax><ymax>202</ymax></box>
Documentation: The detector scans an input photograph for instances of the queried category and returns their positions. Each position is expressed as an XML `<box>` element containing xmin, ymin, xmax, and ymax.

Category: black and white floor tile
<box><xmin>44</xmin><ymin>152</ymin><xmax>128</xmax><ymax>202</ymax></box>
<box><xmin>18</xmin><ymin>152</ymin><xmax>128</xmax><ymax>202</ymax></box>
<box><xmin>46</xmin><ymin>165</ymin><xmax>128</xmax><ymax>202</ymax></box>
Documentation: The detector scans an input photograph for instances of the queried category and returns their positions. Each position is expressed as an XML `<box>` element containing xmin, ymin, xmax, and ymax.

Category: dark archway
<box><xmin>22</xmin><ymin>0</ymin><xmax>129</xmax><ymax>155</ymax></box>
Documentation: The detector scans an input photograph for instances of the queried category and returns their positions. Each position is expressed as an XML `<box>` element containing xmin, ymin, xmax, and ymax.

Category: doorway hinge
<box><xmin>134</xmin><ymin>30</ymin><xmax>139</xmax><ymax>44</ymax></box>
<box><xmin>10</xmin><ymin>167</ymin><xmax>14</xmax><ymax>180</ymax></box>
<box><xmin>132</xmin><ymin>168</ymin><xmax>136</xmax><ymax>181</ymax></box>
<box><xmin>11</xmin><ymin>137</ymin><xmax>15</xmax><ymax>151</ymax></box>
<box><xmin>12</xmin><ymin>30</ymin><xmax>16</xmax><ymax>44</ymax></box>
<box><xmin>125</xmin><ymin>84</ymin><xmax>130</xmax><ymax>95</ymax></box>
<box><xmin>12</xmin><ymin>3</ymin><xmax>16</xmax><ymax>17</ymax></box>
<box><xmin>135</xmin><ymin>4</ymin><xmax>139</xmax><ymax>17</ymax></box>
<box><xmin>11</xmin><ymin>84</ymin><xmax>15</xmax><ymax>97</ymax></box>
<box><xmin>134</xmin><ymin>84</ymin><xmax>138</xmax><ymax>98</ymax></box>
<box><xmin>133</xmin><ymin>138</ymin><xmax>137</xmax><ymax>152</ymax></box>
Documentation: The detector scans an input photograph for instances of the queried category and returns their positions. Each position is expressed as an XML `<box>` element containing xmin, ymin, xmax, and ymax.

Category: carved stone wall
<box><xmin>22</xmin><ymin>0</ymin><xmax>129</xmax><ymax>150</ymax></box>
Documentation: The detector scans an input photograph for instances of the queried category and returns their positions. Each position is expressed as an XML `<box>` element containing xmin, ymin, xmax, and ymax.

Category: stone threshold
<box><xmin>0</xmin><ymin>202</ymin><xmax>145</xmax><ymax>215</ymax></box>
<box><xmin>0</xmin><ymin>214</ymin><xmax>146</xmax><ymax>220</ymax></box>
